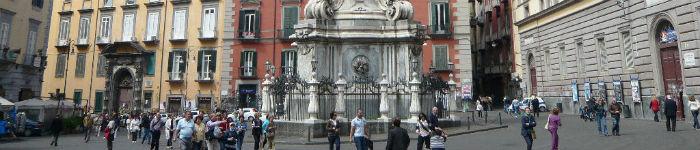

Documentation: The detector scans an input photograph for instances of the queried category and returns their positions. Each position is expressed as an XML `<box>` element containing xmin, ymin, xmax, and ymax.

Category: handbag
<box><xmin>531</xmin><ymin>130</ymin><xmax>536</xmax><ymax>140</ymax></box>
<box><xmin>544</xmin><ymin>115</ymin><xmax>550</xmax><ymax>130</ymax></box>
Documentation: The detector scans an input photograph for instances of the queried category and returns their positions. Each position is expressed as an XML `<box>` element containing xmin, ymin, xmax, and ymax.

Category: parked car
<box><xmin>190</xmin><ymin>111</ymin><xmax>200</xmax><ymax>119</ymax></box>
<box><xmin>518</xmin><ymin>97</ymin><xmax>548</xmax><ymax>112</ymax></box>
<box><xmin>242</xmin><ymin>108</ymin><xmax>257</xmax><ymax>121</ymax></box>
<box><xmin>160</xmin><ymin>113</ymin><xmax>169</xmax><ymax>122</ymax></box>
<box><xmin>22</xmin><ymin>119</ymin><xmax>43</xmax><ymax>136</ymax></box>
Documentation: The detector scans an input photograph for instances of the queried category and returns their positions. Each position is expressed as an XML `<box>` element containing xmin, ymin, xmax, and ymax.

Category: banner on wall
<box><xmin>613</xmin><ymin>80</ymin><xmax>623</xmax><ymax>103</ymax></box>
<box><xmin>462</xmin><ymin>84</ymin><xmax>472</xmax><ymax>100</ymax></box>
<box><xmin>598</xmin><ymin>80</ymin><xmax>607</xmax><ymax>99</ymax></box>
<box><xmin>631</xmin><ymin>78</ymin><xmax>642</xmax><ymax>103</ymax></box>
<box><xmin>584</xmin><ymin>81</ymin><xmax>591</xmax><ymax>101</ymax></box>
<box><xmin>572</xmin><ymin>80</ymin><xmax>579</xmax><ymax>102</ymax></box>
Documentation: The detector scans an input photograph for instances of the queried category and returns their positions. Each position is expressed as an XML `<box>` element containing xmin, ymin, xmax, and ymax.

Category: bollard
<box><xmin>484</xmin><ymin>111</ymin><xmax>488</xmax><ymax>124</ymax></box>
<box><xmin>471</xmin><ymin>111</ymin><xmax>475</xmax><ymax>123</ymax></box>
<box><xmin>499</xmin><ymin>112</ymin><xmax>502</xmax><ymax>126</ymax></box>
<box><xmin>467</xmin><ymin>116</ymin><xmax>471</xmax><ymax>130</ymax></box>
<box><xmin>307</xmin><ymin>126</ymin><xmax>311</xmax><ymax>142</ymax></box>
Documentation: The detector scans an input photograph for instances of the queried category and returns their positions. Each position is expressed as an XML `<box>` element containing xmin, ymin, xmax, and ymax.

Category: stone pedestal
<box><xmin>335</xmin><ymin>74</ymin><xmax>347</xmax><ymax>121</ymax></box>
<box><xmin>261</xmin><ymin>74</ymin><xmax>272</xmax><ymax>115</ymax></box>
<box><xmin>448</xmin><ymin>74</ymin><xmax>460</xmax><ymax>120</ymax></box>
<box><xmin>409</xmin><ymin>72</ymin><xmax>421</xmax><ymax>121</ymax></box>
<box><xmin>379</xmin><ymin>74</ymin><xmax>390</xmax><ymax>120</ymax></box>
<box><xmin>307</xmin><ymin>72</ymin><xmax>319</xmax><ymax>121</ymax></box>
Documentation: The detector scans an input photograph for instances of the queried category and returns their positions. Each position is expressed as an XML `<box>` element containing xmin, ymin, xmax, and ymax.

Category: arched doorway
<box><xmin>113</xmin><ymin>69</ymin><xmax>135</xmax><ymax>114</ymax></box>
<box><xmin>654</xmin><ymin>19</ymin><xmax>684</xmax><ymax>119</ymax></box>
<box><xmin>528</xmin><ymin>54</ymin><xmax>537</xmax><ymax>96</ymax></box>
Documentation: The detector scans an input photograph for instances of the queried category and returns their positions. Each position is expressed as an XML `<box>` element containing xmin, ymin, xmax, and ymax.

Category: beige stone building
<box><xmin>42</xmin><ymin>0</ymin><xmax>228</xmax><ymax>114</ymax></box>
<box><xmin>0</xmin><ymin>0</ymin><xmax>52</xmax><ymax>102</ymax></box>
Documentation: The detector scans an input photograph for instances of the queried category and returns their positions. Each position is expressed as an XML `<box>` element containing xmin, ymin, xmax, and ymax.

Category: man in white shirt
<box><xmin>350</xmin><ymin>109</ymin><xmax>369</xmax><ymax>150</ymax></box>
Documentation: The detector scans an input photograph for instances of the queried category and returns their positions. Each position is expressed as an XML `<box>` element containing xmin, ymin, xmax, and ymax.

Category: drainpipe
<box><xmin>87</xmin><ymin>0</ymin><xmax>103</xmax><ymax>114</ymax></box>
<box><xmin>156</xmin><ymin>1</ymin><xmax>170</xmax><ymax>112</ymax></box>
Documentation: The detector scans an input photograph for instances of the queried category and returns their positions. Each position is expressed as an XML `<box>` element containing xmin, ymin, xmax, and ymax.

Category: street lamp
<box><xmin>265</xmin><ymin>60</ymin><xmax>276</xmax><ymax>75</ymax></box>
<box><xmin>429</xmin><ymin>63</ymin><xmax>436</xmax><ymax>74</ymax></box>
<box><xmin>448</xmin><ymin>61</ymin><xmax>455</xmax><ymax>72</ymax></box>
<box><xmin>311</xmin><ymin>56</ymin><xmax>318</xmax><ymax>72</ymax></box>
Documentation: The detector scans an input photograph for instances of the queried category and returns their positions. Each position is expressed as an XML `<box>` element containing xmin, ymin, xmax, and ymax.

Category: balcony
<box><xmin>76</xmin><ymin>38</ymin><xmax>90</xmax><ymax>47</ymax></box>
<box><xmin>239</xmin><ymin>67</ymin><xmax>257</xmax><ymax>79</ymax></box>
<box><xmin>121</xmin><ymin>0</ymin><xmax>139</xmax><ymax>9</ymax></box>
<box><xmin>55</xmin><ymin>40</ymin><xmax>70</xmax><ymax>48</ymax></box>
<box><xmin>116</xmin><ymin>37</ymin><xmax>138</xmax><ymax>44</ymax></box>
<box><xmin>427</xmin><ymin>25</ymin><xmax>452</xmax><ymax>39</ymax></box>
<box><xmin>238</xmin><ymin>31</ymin><xmax>260</xmax><ymax>42</ymax></box>
<box><xmin>170</xmin><ymin>0</ymin><xmax>191</xmax><ymax>5</ymax></box>
<box><xmin>277</xmin><ymin>28</ymin><xmax>295</xmax><ymax>42</ymax></box>
<box><xmin>167</xmin><ymin>72</ymin><xmax>184</xmax><ymax>83</ymax></box>
<box><xmin>198</xmin><ymin>28</ymin><xmax>217</xmax><ymax>41</ymax></box>
<box><xmin>96</xmin><ymin>37</ymin><xmax>112</xmax><ymax>46</ymax></box>
<box><xmin>480</xmin><ymin>63</ymin><xmax>513</xmax><ymax>74</ymax></box>
<box><xmin>196</xmin><ymin>72</ymin><xmax>214</xmax><ymax>83</ymax></box>
<box><xmin>145</xmin><ymin>0</ymin><xmax>164</xmax><ymax>7</ymax></box>
<box><xmin>143</xmin><ymin>35</ymin><xmax>160</xmax><ymax>45</ymax></box>
<box><xmin>240</xmin><ymin>0</ymin><xmax>260</xmax><ymax>4</ymax></box>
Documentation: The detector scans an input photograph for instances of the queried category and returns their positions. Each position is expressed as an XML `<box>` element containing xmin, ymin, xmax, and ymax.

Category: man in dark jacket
<box><xmin>428</xmin><ymin>107</ymin><xmax>439</xmax><ymax>130</ymax></box>
<box><xmin>664</xmin><ymin>95</ymin><xmax>678</xmax><ymax>132</ymax></box>
<box><xmin>50</xmin><ymin>114</ymin><xmax>63</xmax><ymax>146</ymax></box>
<box><xmin>386</xmin><ymin>117</ymin><xmax>410</xmax><ymax>150</ymax></box>
<box><xmin>521</xmin><ymin>107</ymin><xmax>536</xmax><ymax>150</ymax></box>
<box><xmin>531</xmin><ymin>97</ymin><xmax>540</xmax><ymax>117</ymax></box>
<box><xmin>140</xmin><ymin>113</ymin><xmax>151</xmax><ymax>144</ymax></box>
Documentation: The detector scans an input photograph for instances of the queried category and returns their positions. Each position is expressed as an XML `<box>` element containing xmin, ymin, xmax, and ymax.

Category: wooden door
<box><xmin>660</xmin><ymin>46</ymin><xmax>684</xmax><ymax>118</ymax></box>
<box><xmin>530</xmin><ymin>67</ymin><xmax>537</xmax><ymax>95</ymax></box>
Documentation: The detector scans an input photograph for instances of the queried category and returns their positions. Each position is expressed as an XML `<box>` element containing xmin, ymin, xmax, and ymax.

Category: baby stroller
<box><xmin>579</xmin><ymin>106</ymin><xmax>594</xmax><ymax>122</ymax></box>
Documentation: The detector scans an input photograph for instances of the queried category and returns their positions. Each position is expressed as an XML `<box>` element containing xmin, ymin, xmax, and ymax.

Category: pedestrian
<box><xmin>84</xmin><ymin>114</ymin><xmax>93</xmax><ymax>143</ymax></box>
<box><xmin>609</xmin><ymin>101</ymin><xmax>622</xmax><ymax>136</ymax></box>
<box><xmin>650</xmin><ymin>95</ymin><xmax>661</xmax><ymax>122</ymax></box>
<box><xmin>546</xmin><ymin>107</ymin><xmax>561</xmax><ymax>150</ymax></box>
<box><xmin>462</xmin><ymin>97</ymin><xmax>470</xmax><ymax>112</ymax></box>
<box><xmin>166</xmin><ymin>114</ymin><xmax>176</xmax><ymax>149</ymax></box>
<box><xmin>512</xmin><ymin>98</ymin><xmax>520</xmax><ymax>118</ymax></box>
<box><xmin>326</xmin><ymin>112</ymin><xmax>341</xmax><ymax>150</ymax></box>
<box><xmin>476</xmin><ymin>100</ymin><xmax>483</xmax><ymax>118</ymax></box>
<box><xmin>263</xmin><ymin>114</ymin><xmax>276</xmax><ymax>150</ymax></box>
<box><xmin>193</xmin><ymin>115</ymin><xmax>206</xmax><ymax>150</ymax></box>
<box><xmin>142</xmin><ymin>113</ymin><xmax>152</xmax><ymax>144</ymax></box>
<box><xmin>235</xmin><ymin>115</ymin><xmax>248</xmax><ymax>150</ymax></box>
<box><xmin>128</xmin><ymin>115</ymin><xmax>141</xmax><ymax>143</ymax></box>
<box><xmin>350</xmin><ymin>109</ymin><xmax>369</xmax><ymax>150</ymax></box>
<box><xmin>531</xmin><ymin>96</ymin><xmax>540</xmax><ymax>118</ymax></box>
<box><xmin>49</xmin><ymin>114</ymin><xmax>63</xmax><ymax>147</ymax></box>
<box><xmin>521</xmin><ymin>107</ymin><xmax>536</xmax><ymax>150</ymax></box>
<box><xmin>429</xmin><ymin>107</ymin><xmax>439</xmax><ymax>130</ymax></box>
<box><xmin>386</xmin><ymin>117</ymin><xmax>410</xmax><ymax>150</ymax></box>
<box><xmin>106</xmin><ymin>115</ymin><xmax>116</xmax><ymax>150</ymax></box>
<box><xmin>689</xmin><ymin>95</ymin><xmax>700</xmax><ymax>130</ymax></box>
<box><xmin>100</xmin><ymin>114</ymin><xmax>108</xmax><ymax>137</ymax></box>
<box><xmin>222</xmin><ymin>122</ymin><xmax>237</xmax><ymax>150</ymax></box>
<box><xmin>175</xmin><ymin>111</ymin><xmax>195</xmax><ymax>150</ymax></box>
<box><xmin>416</xmin><ymin>113</ymin><xmax>431</xmax><ymax>150</ymax></box>
<box><xmin>664</xmin><ymin>95</ymin><xmax>678</xmax><ymax>132</ymax></box>
<box><xmin>429</xmin><ymin>128</ymin><xmax>447</xmax><ymax>150</ymax></box>
<box><xmin>594</xmin><ymin>98</ymin><xmax>608</xmax><ymax>136</ymax></box>
<box><xmin>151</xmin><ymin>112</ymin><xmax>164</xmax><ymax>150</ymax></box>
<box><xmin>205</xmin><ymin>113</ymin><xmax>226</xmax><ymax>150</ymax></box>
<box><xmin>252</xmin><ymin>113</ymin><xmax>264</xmax><ymax>150</ymax></box>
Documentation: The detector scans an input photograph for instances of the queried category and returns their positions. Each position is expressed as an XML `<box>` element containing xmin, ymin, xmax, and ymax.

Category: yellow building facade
<box><xmin>42</xmin><ymin>0</ymin><xmax>227</xmax><ymax>114</ymax></box>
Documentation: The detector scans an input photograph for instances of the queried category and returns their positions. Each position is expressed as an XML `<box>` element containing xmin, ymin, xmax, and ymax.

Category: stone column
<box><xmin>261</xmin><ymin>74</ymin><xmax>272</xmax><ymax>115</ymax></box>
<box><xmin>335</xmin><ymin>73</ymin><xmax>347</xmax><ymax>121</ymax></box>
<box><xmin>379</xmin><ymin>74</ymin><xmax>390</xmax><ymax>120</ymax></box>
<box><xmin>308</xmin><ymin>72</ymin><xmax>319</xmax><ymax>120</ymax></box>
<box><xmin>409</xmin><ymin>72</ymin><xmax>421</xmax><ymax>121</ymax></box>
<box><xmin>448</xmin><ymin>74</ymin><xmax>460</xmax><ymax>120</ymax></box>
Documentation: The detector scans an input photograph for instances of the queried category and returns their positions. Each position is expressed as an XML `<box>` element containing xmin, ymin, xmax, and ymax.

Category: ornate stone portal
<box><xmin>293</xmin><ymin>0</ymin><xmax>425</xmax><ymax>82</ymax></box>
<box><xmin>102</xmin><ymin>42</ymin><xmax>149</xmax><ymax>114</ymax></box>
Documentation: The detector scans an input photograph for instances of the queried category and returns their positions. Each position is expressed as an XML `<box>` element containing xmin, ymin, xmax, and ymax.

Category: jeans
<box><xmin>84</xmin><ymin>127</ymin><xmax>92</xmax><ymax>142</ymax></box>
<box><xmin>417</xmin><ymin>135</ymin><xmax>430</xmax><ymax>150</ymax></box>
<box><xmin>253</xmin><ymin>133</ymin><xmax>262</xmax><ymax>150</ymax></box>
<box><xmin>328</xmin><ymin>135</ymin><xmax>340</xmax><ymax>150</ymax></box>
<box><xmin>205</xmin><ymin>140</ymin><xmax>219</xmax><ymax>150</ymax></box>
<box><xmin>612</xmin><ymin>117</ymin><xmax>620</xmax><ymax>135</ymax></box>
<box><xmin>167</xmin><ymin>131</ymin><xmax>174</xmax><ymax>147</ymax></box>
<box><xmin>236</xmin><ymin>132</ymin><xmax>245</xmax><ymax>150</ymax></box>
<box><xmin>523</xmin><ymin>134</ymin><xmax>533</xmax><ymax>150</ymax></box>
<box><xmin>151</xmin><ymin>130</ymin><xmax>161</xmax><ymax>150</ymax></box>
<box><xmin>692</xmin><ymin>110</ymin><xmax>699</xmax><ymax>129</ymax></box>
<box><xmin>51</xmin><ymin>132</ymin><xmax>59</xmax><ymax>146</ymax></box>
<box><xmin>666</xmin><ymin>116</ymin><xmax>677</xmax><ymax>131</ymax></box>
<box><xmin>596</xmin><ymin>116</ymin><xmax>608</xmax><ymax>135</ymax></box>
<box><xmin>353</xmin><ymin>136</ymin><xmax>367</xmax><ymax>150</ymax></box>
<box><xmin>179</xmin><ymin>138</ymin><xmax>193</xmax><ymax>150</ymax></box>
<box><xmin>193</xmin><ymin>141</ymin><xmax>203</xmax><ymax>150</ymax></box>
<box><xmin>653</xmin><ymin>112</ymin><xmax>660</xmax><ymax>122</ymax></box>
<box><xmin>266</xmin><ymin>135</ymin><xmax>275</xmax><ymax>150</ymax></box>
<box><xmin>549</xmin><ymin>128</ymin><xmax>558</xmax><ymax>150</ymax></box>
<box><xmin>142</xmin><ymin>128</ymin><xmax>151</xmax><ymax>144</ymax></box>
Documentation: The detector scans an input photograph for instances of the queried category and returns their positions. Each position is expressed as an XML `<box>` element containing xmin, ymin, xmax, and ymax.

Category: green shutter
<box><xmin>238</xmin><ymin>10</ymin><xmax>245</xmax><ymax>37</ymax></box>
<box><xmin>252</xmin><ymin>51</ymin><xmax>257</xmax><ymax>69</ymax></box>
<box><xmin>147</xmin><ymin>54</ymin><xmax>155</xmax><ymax>75</ymax></box>
<box><xmin>281</xmin><ymin>51</ymin><xmax>288</xmax><ymax>72</ymax></box>
<box><xmin>180</xmin><ymin>51</ymin><xmax>187</xmax><ymax>72</ymax></box>
<box><xmin>443</xmin><ymin>3</ymin><xmax>450</xmax><ymax>32</ymax></box>
<box><xmin>94</xmin><ymin>92</ymin><xmax>103</xmax><ymax>113</ymax></box>
<box><xmin>292</xmin><ymin>51</ymin><xmax>297</xmax><ymax>73</ymax></box>
<box><xmin>73</xmin><ymin>91</ymin><xmax>82</xmax><ymax>105</ymax></box>
<box><xmin>254</xmin><ymin>10</ymin><xmax>261</xmax><ymax>35</ymax></box>
<box><xmin>431</xmin><ymin>3</ymin><xmax>438</xmax><ymax>32</ymax></box>
<box><xmin>210</xmin><ymin>50</ymin><xmax>217</xmax><ymax>72</ymax></box>
<box><xmin>283</xmin><ymin>7</ymin><xmax>299</xmax><ymax>38</ymax></box>
<box><xmin>167</xmin><ymin>52</ymin><xmax>173</xmax><ymax>72</ymax></box>
<box><xmin>197</xmin><ymin>50</ymin><xmax>204</xmax><ymax>73</ymax></box>
<box><xmin>240</xmin><ymin>51</ymin><xmax>246</xmax><ymax>68</ymax></box>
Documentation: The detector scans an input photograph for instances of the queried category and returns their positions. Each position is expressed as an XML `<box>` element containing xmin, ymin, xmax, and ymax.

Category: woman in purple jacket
<box><xmin>547</xmin><ymin>108</ymin><xmax>562</xmax><ymax>150</ymax></box>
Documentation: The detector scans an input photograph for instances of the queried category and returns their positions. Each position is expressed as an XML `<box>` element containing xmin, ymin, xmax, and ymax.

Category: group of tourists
<box><xmin>71</xmin><ymin>109</ymin><xmax>277</xmax><ymax>150</ymax></box>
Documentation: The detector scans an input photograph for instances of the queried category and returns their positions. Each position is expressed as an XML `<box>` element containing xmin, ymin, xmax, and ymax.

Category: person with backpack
<box><xmin>106</xmin><ymin>114</ymin><xmax>116</xmax><ymax>150</ymax></box>
<box><xmin>150</xmin><ymin>112</ymin><xmax>164</xmax><ymax>150</ymax></box>
<box><xmin>262</xmin><ymin>114</ymin><xmax>276</xmax><ymax>150</ymax></box>
<box><xmin>141</xmin><ymin>113</ymin><xmax>152</xmax><ymax>144</ymax></box>
<box><xmin>429</xmin><ymin>128</ymin><xmax>447</xmax><ymax>150</ymax></box>
<box><xmin>252</xmin><ymin>113</ymin><xmax>264</xmax><ymax>150</ymax></box>
<box><xmin>326</xmin><ymin>112</ymin><xmax>341</xmax><ymax>150</ymax></box>
<box><xmin>205</xmin><ymin>113</ymin><xmax>226</xmax><ymax>150</ymax></box>
<box><xmin>222</xmin><ymin>122</ymin><xmax>238</xmax><ymax>150</ymax></box>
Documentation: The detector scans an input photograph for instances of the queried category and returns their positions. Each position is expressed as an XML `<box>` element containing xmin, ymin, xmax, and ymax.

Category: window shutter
<box><xmin>238</xmin><ymin>10</ymin><xmax>245</xmax><ymax>37</ymax></box>
<box><xmin>240</xmin><ymin>51</ymin><xmax>245</xmax><ymax>68</ymax></box>
<box><xmin>180</xmin><ymin>51</ymin><xmax>187</xmax><ymax>72</ymax></box>
<box><xmin>197</xmin><ymin>50</ymin><xmax>203</xmax><ymax>73</ymax></box>
<box><xmin>252</xmin><ymin>51</ymin><xmax>257</xmax><ymax>69</ymax></box>
<box><xmin>443</xmin><ymin>3</ymin><xmax>450</xmax><ymax>32</ymax></box>
<box><xmin>283</xmin><ymin>7</ymin><xmax>298</xmax><ymax>37</ymax></box>
<box><xmin>281</xmin><ymin>51</ymin><xmax>288</xmax><ymax>70</ymax></box>
<box><xmin>292</xmin><ymin>51</ymin><xmax>297</xmax><ymax>73</ymax></box>
<box><xmin>210</xmin><ymin>51</ymin><xmax>217</xmax><ymax>72</ymax></box>
<box><xmin>431</xmin><ymin>3</ymin><xmax>438</xmax><ymax>32</ymax></box>
<box><xmin>147</xmin><ymin>54</ymin><xmax>155</xmax><ymax>75</ymax></box>
<box><xmin>168</xmin><ymin>52</ymin><xmax>173</xmax><ymax>72</ymax></box>
<box><xmin>254</xmin><ymin>10</ymin><xmax>261</xmax><ymax>34</ymax></box>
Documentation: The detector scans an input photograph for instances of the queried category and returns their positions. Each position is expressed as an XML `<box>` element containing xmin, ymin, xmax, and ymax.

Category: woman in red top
<box><xmin>650</xmin><ymin>94</ymin><xmax>661</xmax><ymax>122</ymax></box>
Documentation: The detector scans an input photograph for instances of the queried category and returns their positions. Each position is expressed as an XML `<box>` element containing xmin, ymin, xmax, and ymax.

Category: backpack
<box><xmin>213</xmin><ymin>126</ymin><xmax>223</xmax><ymax>138</ymax></box>
<box><xmin>205</xmin><ymin>126</ymin><xmax>214</xmax><ymax>140</ymax></box>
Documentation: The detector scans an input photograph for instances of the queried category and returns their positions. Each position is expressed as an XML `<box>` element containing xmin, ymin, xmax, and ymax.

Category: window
<box><xmin>621</xmin><ymin>31</ymin><xmax>634</xmax><ymax>69</ymax></box>
<box><xmin>559</xmin><ymin>44</ymin><xmax>565</xmax><ymax>78</ymax></box>
<box><xmin>281</xmin><ymin>50</ymin><xmax>297</xmax><ymax>75</ymax></box>
<box><xmin>201</xmin><ymin>7</ymin><xmax>216</xmax><ymax>38</ymax></box>
<box><xmin>32</xmin><ymin>0</ymin><xmax>44</xmax><ymax>8</ymax></box>
<box><xmin>122</xmin><ymin>13</ymin><xmax>135</xmax><ymax>41</ymax></box>
<box><xmin>0</xmin><ymin>11</ymin><xmax>12</xmax><ymax>49</ymax></box>
<box><xmin>125</xmin><ymin>0</ymin><xmax>135</xmax><ymax>5</ymax></box>
<box><xmin>99</xmin><ymin>15</ymin><xmax>112</xmax><ymax>43</ymax></box>
<box><xmin>433</xmin><ymin>45</ymin><xmax>449</xmax><ymax>71</ymax></box>
<box><xmin>575</xmin><ymin>39</ymin><xmax>583</xmax><ymax>76</ymax></box>
<box><xmin>94</xmin><ymin>91</ymin><xmax>103</xmax><ymax>113</ymax></box>
<box><xmin>172</xmin><ymin>9</ymin><xmax>187</xmax><ymax>40</ymax></box>
<box><xmin>104</xmin><ymin>0</ymin><xmax>113</xmax><ymax>7</ymax></box>
<box><xmin>25</xmin><ymin>21</ymin><xmax>39</xmax><ymax>65</ymax></box>
<box><xmin>146</xmin><ymin>11</ymin><xmax>160</xmax><ymax>41</ymax></box>
<box><xmin>282</xmin><ymin>6</ymin><xmax>299</xmax><ymax>38</ymax></box>
<box><xmin>241</xmin><ymin>51</ymin><xmax>256</xmax><ymax>77</ymax></box>
<box><xmin>73</xmin><ymin>89</ymin><xmax>82</xmax><ymax>106</ymax></box>
<box><xmin>197</xmin><ymin>49</ymin><xmax>216</xmax><ymax>80</ymax></box>
<box><xmin>523</xmin><ymin>6</ymin><xmax>530</xmax><ymax>18</ymax></box>
<box><xmin>147</xmin><ymin>53</ymin><xmax>155</xmax><ymax>75</ymax></box>
<box><xmin>238</xmin><ymin>10</ymin><xmax>259</xmax><ymax>38</ymax></box>
<box><xmin>76</xmin><ymin>53</ymin><xmax>86</xmax><ymax>77</ymax></box>
<box><xmin>540</xmin><ymin>0</ymin><xmax>545</xmax><ymax>11</ymax></box>
<box><xmin>143</xmin><ymin>91</ymin><xmax>153</xmax><ymax>110</ymax></box>
<box><xmin>544</xmin><ymin>48</ymin><xmax>550</xmax><ymax>77</ymax></box>
<box><xmin>78</xmin><ymin>16</ymin><xmax>90</xmax><ymax>45</ymax></box>
<box><xmin>597</xmin><ymin>37</ymin><xmax>606</xmax><ymax>71</ymax></box>
<box><xmin>168</xmin><ymin>50</ymin><xmax>186</xmax><ymax>80</ymax></box>
<box><xmin>431</xmin><ymin>2</ymin><xmax>450</xmax><ymax>34</ymax></box>
<box><xmin>96</xmin><ymin>55</ymin><xmax>106</xmax><ymax>77</ymax></box>
<box><xmin>58</xmin><ymin>17</ymin><xmax>71</xmax><ymax>46</ymax></box>
<box><xmin>56</xmin><ymin>53</ymin><xmax>67</xmax><ymax>77</ymax></box>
